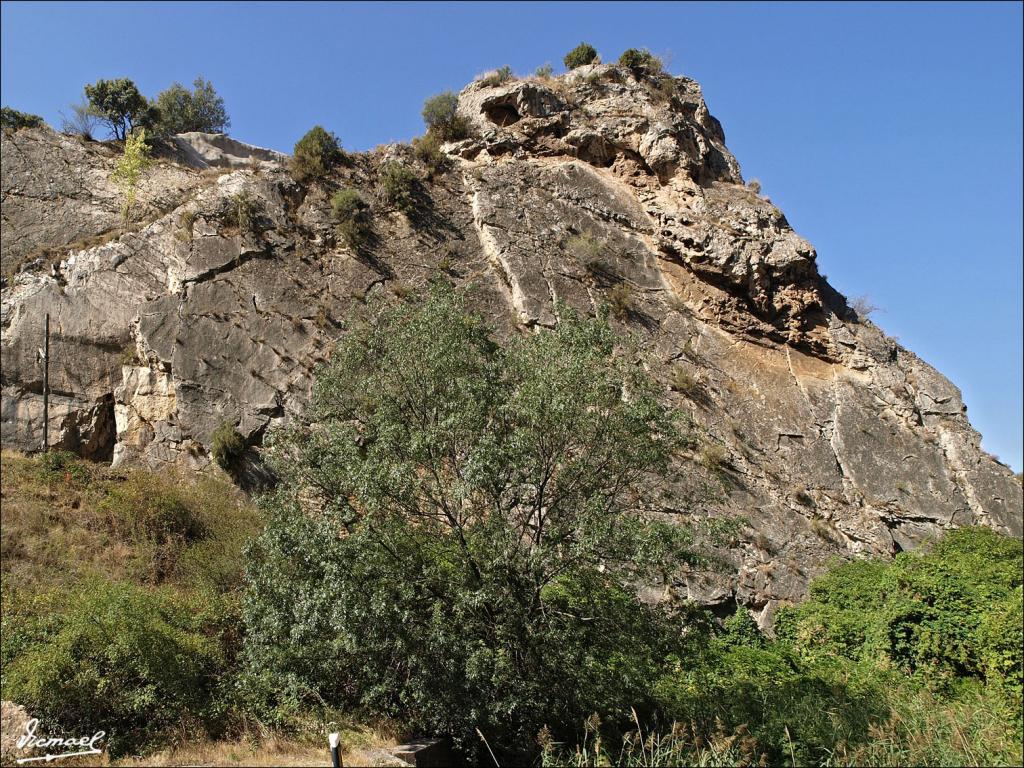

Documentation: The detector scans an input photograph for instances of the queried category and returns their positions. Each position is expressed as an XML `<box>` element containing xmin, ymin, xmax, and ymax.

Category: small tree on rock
<box><xmin>84</xmin><ymin>78</ymin><xmax>153</xmax><ymax>140</ymax></box>
<box><xmin>110</xmin><ymin>128</ymin><xmax>152</xmax><ymax>224</ymax></box>
<box><xmin>421</xmin><ymin>91</ymin><xmax>469</xmax><ymax>141</ymax></box>
<box><xmin>618</xmin><ymin>48</ymin><xmax>664</xmax><ymax>75</ymax></box>
<box><xmin>153</xmin><ymin>77</ymin><xmax>230</xmax><ymax>136</ymax></box>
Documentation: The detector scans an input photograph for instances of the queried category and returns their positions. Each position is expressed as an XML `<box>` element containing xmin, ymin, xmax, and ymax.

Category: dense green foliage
<box><xmin>241</xmin><ymin>285</ymin><xmax>693</xmax><ymax>761</ymax></box>
<box><xmin>1</xmin><ymin>106</ymin><xmax>44</xmax><ymax>131</ymax></box>
<box><xmin>3</xmin><ymin>582</ymin><xmax>227</xmax><ymax>756</ymax></box>
<box><xmin>290</xmin><ymin>125</ymin><xmax>343</xmax><ymax>182</ymax></box>
<box><xmin>421</xmin><ymin>91</ymin><xmax>469</xmax><ymax>141</ymax></box>
<box><xmin>618</xmin><ymin>48</ymin><xmax>664</xmax><ymax>75</ymax></box>
<box><xmin>775</xmin><ymin>527</ymin><xmax>1023</xmax><ymax>710</ymax></box>
<box><xmin>84</xmin><ymin>78</ymin><xmax>153</xmax><ymax>140</ymax></box>
<box><xmin>564</xmin><ymin>42</ymin><xmax>599</xmax><ymax>69</ymax></box>
<box><xmin>1</xmin><ymin>289</ymin><xmax>1020</xmax><ymax>765</ymax></box>
<box><xmin>152</xmin><ymin>76</ymin><xmax>230</xmax><ymax>136</ymax></box>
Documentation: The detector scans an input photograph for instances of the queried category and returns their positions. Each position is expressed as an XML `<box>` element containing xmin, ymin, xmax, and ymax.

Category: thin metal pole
<box><xmin>42</xmin><ymin>313</ymin><xmax>49</xmax><ymax>453</ymax></box>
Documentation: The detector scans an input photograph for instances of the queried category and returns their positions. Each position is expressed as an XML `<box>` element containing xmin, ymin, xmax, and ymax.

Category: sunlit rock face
<box><xmin>3</xmin><ymin>64</ymin><xmax>1020</xmax><ymax>619</ymax></box>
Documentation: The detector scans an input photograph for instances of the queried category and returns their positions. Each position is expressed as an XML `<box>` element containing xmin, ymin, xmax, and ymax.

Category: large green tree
<box><xmin>242</xmin><ymin>285</ymin><xmax>696</xmax><ymax>761</ymax></box>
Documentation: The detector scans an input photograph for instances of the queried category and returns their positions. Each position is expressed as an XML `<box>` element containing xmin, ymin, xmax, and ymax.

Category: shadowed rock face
<box><xmin>2</xmin><ymin>64</ymin><xmax>1020</xmax><ymax>618</ymax></box>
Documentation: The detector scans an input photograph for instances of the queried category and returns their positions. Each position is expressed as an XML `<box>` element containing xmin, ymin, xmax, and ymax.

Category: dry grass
<box><xmin>698</xmin><ymin>442</ymin><xmax>728</xmax><ymax>472</ymax></box>
<box><xmin>670</xmin><ymin>364</ymin><xmax>700</xmax><ymax>396</ymax></box>
<box><xmin>114</xmin><ymin>730</ymin><xmax>399</xmax><ymax>767</ymax></box>
<box><xmin>606</xmin><ymin>282</ymin><xmax>634</xmax><ymax>321</ymax></box>
<box><xmin>0</xmin><ymin>450</ymin><xmax>259</xmax><ymax>593</ymax></box>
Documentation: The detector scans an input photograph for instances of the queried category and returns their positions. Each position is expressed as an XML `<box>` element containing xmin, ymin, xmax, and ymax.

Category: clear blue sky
<box><xmin>3</xmin><ymin>1</ymin><xmax>1022</xmax><ymax>471</ymax></box>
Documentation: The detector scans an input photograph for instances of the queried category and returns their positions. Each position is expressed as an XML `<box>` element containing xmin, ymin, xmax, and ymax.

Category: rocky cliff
<box><xmin>2</xmin><ymin>63</ymin><xmax>1020</xmax><ymax>619</ymax></box>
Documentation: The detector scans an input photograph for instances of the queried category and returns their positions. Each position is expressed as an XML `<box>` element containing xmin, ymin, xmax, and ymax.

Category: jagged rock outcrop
<box><xmin>2</xmin><ymin>64</ymin><xmax>1020</xmax><ymax>618</ymax></box>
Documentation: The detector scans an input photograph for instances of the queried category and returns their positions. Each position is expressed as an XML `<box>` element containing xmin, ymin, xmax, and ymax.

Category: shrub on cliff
<box><xmin>412</xmin><ymin>131</ymin><xmax>446</xmax><ymax>177</ymax></box>
<box><xmin>59</xmin><ymin>101</ymin><xmax>101</xmax><ymax>140</ymax></box>
<box><xmin>211</xmin><ymin>421</ymin><xmax>246</xmax><ymax>472</ymax></box>
<box><xmin>564</xmin><ymin>42</ymin><xmax>599</xmax><ymax>69</ymax></box>
<box><xmin>331</xmin><ymin>188</ymin><xmax>371</xmax><ymax>249</ymax></box>
<box><xmin>290</xmin><ymin>125</ymin><xmax>343</xmax><ymax>182</ymax></box>
<box><xmin>377</xmin><ymin>161</ymin><xmax>418</xmax><ymax>214</ymax></box>
<box><xmin>480</xmin><ymin>65</ymin><xmax>513</xmax><ymax>87</ymax></box>
<box><xmin>618</xmin><ymin>48</ymin><xmax>664</xmax><ymax>75</ymax></box>
<box><xmin>1</xmin><ymin>106</ymin><xmax>44</xmax><ymax>131</ymax></box>
<box><xmin>421</xmin><ymin>91</ymin><xmax>468</xmax><ymax>141</ymax></box>
<box><xmin>241</xmin><ymin>284</ymin><xmax>693</xmax><ymax>761</ymax></box>
<box><xmin>110</xmin><ymin>128</ymin><xmax>152</xmax><ymax>224</ymax></box>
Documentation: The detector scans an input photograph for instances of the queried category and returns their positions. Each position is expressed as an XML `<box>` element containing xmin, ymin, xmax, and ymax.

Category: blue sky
<box><xmin>2</xmin><ymin>1</ymin><xmax>1022</xmax><ymax>470</ymax></box>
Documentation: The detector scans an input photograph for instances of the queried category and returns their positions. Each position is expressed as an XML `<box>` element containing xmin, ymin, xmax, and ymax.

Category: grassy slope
<box><xmin>0</xmin><ymin>450</ymin><xmax>397</xmax><ymax>766</ymax></box>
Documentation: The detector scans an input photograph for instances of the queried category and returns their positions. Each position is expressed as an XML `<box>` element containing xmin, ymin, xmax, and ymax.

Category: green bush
<box><xmin>618</xmin><ymin>48</ymin><xmax>664</xmax><ymax>75</ymax></box>
<box><xmin>534</xmin><ymin>63</ymin><xmax>554</xmax><ymax>79</ymax></box>
<box><xmin>152</xmin><ymin>76</ymin><xmax>230</xmax><ymax>136</ymax></box>
<box><xmin>290</xmin><ymin>125</ymin><xmax>343</xmax><ymax>182</ymax></box>
<box><xmin>331</xmin><ymin>188</ymin><xmax>371</xmax><ymax>249</ymax></box>
<box><xmin>211</xmin><ymin>421</ymin><xmax>246</xmax><ymax>471</ymax></box>
<box><xmin>776</xmin><ymin>527</ymin><xmax>1023</xmax><ymax>683</ymax></box>
<box><xmin>421</xmin><ymin>91</ymin><xmax>469</xmax><ymax>141</ymax></box>
<box><xmin>977</xmin><ymin>586</ymin><xmax>1023</xmax><ymax>711</ymax></box>
<box><xmin>564</xmin><ymin>42</ymin><xmax>599</xmax><ymax>69</ymax></box>
<box><xmin>37</xmin><ymin>449</ymin><xmax>91</xmax><ymax>484</ymax></box>
<box><xmin>2</xmin><ymin>581</ymin><xmax>225</xmax><ymax>756</ymax></box>
<box><xmin>1</xmin><ymin>106</ymin><xmax>44</xmax><ymax>131</ymax></box>
<box><xmin>242</xmin><ymin>285</ymin><xmax>693</xmax><ymax>762</ymax></box>
<box><xmin>377</xmin><ymin>161</ymin><xmax>418</xmax><ymax>214</ymax></box>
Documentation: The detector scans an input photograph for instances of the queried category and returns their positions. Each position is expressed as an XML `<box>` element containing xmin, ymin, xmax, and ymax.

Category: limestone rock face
<box><xmin>169</xmin><ymin>132</ymin><xmax>287</xmax><ymax>170</ymax></box>
<box><xmin>2</xmin><ymin>67</ymin><xmax>1020</xmax><ymax>615</ymax></box>
<box><xmin>0</xmin><ymin>126</ymin><xmax>202</xmax><ymax>276</ymax></box>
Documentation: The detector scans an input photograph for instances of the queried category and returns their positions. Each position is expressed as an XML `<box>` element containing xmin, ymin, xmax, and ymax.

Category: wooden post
<box><xmin>42</xmin><ymin>313</ymin><xmax>49</xmax><ymax>453</ymax></box>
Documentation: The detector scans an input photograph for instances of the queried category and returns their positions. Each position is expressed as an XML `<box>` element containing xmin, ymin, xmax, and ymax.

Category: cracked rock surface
<box><xmin>2</xmin><ymin>64</ymin><xmax>1020</xmax><ymax>616</ymax></box>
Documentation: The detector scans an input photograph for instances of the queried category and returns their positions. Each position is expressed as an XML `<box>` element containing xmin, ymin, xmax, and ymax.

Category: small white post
<box><xmin>328</xmin><ymin>731</ymin><xmax>342</xmax><ymax>768</ymax></box>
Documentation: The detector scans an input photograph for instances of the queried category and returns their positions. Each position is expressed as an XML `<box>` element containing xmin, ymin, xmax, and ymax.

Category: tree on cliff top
<box><xmin>84</xmin><ymin>78</ymin><xmax>153</xmax><ymax>141</ymax></box>
<box><xmin>152</xmin><ymin>77</ymin><xmax>230</xmax><ymax>136</ymax></box>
